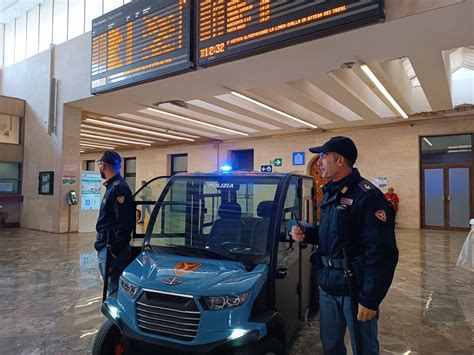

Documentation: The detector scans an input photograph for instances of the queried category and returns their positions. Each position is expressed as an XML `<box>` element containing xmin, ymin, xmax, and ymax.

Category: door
<box><xmin>133</xmin><ymin>176</ymin><xmax>170</xmax><ymax>239</ymax></box>
<box><xmin>275</xmin><ymin>176</ymin><xmax>313</xmax><ymax>338</ymax></box>
<box><xmin>309</xmin><ymin>156</ymin><xmax>330</xmax><ymax>221</ymax></box>
<box><xmin>422</xmin><ymin>167</ymin><xmax>471</xmax><ymax>230</ymax></box>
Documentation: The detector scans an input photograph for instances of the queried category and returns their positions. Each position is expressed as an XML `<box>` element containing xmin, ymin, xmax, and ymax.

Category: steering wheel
<box><xmin>221</xmin><ymin>241</ymin><xmax>259</xmax><ymax>253</ymax></box>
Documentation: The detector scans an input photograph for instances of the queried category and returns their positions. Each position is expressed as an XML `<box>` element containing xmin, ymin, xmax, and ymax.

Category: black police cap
<box><xmin>98</xmin><ymin>151</ymin><xmax>122</xmax><ymax>167</ymax></box>
<box><xmin>309</xmin><ymin>136</ymin><xmax>358</xmax><ymax>164</ymax></box>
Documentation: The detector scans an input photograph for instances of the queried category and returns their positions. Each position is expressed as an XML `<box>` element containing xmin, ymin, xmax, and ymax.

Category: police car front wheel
<box><xmin>92</xmin><ymin>319</ymin><xmax>124</xmax><ymax>355</ymax></box>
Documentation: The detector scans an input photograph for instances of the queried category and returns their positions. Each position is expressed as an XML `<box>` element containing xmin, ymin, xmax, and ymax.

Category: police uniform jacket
<box><xmin>305</xmin><ymin>169</ymin><xmax>398</xmax><ymax>311</ymax></box>
<box><xmin>94</xmin><ymin>174</ymin><xmax>135</xmax><ymax>255</ymax></box>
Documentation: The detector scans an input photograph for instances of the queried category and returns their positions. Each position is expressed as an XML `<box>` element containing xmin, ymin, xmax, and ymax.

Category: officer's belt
<box><xmin>321</xmin><ymin>256</ymin><xmax>344</xmax><ymax>269</ymax></box>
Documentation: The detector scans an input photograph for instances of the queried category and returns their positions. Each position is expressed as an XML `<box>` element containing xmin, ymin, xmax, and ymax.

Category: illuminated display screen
<box><xmin>197</xmin><ymin>0</ymin><xmax>384</xmax><ymax>66</ymax></box>
<box><xmin>91</xmin><ymin>0</ymin><xmax>192</xmax><ymax>94</ymax></box>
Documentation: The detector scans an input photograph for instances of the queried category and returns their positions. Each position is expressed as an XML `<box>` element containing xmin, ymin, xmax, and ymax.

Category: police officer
<box><xmin>291</xmin><ymin>136</ymin><xmax>398</xmax><ymax>355</ymax></box>
<box><xmin>95</xmin><ymin>151</ymin><xmax>135</xmax><ymax>297</ymax></box>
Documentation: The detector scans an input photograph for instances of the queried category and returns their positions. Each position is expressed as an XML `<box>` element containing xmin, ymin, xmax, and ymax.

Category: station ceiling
<box><xmin>71</xmin><ymin>1</ymin><xmax>474</xmax><ymax>153</ymax></box>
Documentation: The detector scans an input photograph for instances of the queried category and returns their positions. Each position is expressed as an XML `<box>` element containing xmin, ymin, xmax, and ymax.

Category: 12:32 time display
<box><xmin>199</xmin><ymin>43</ymin><xmax>225</xmax><ymax>58</ymax></box>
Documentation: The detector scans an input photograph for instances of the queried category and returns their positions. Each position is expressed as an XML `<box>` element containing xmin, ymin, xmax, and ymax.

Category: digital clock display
<box><xmin>197</xmin><ymin>0</ymin><xmax>384</xmax><ymax>66</ymax></box>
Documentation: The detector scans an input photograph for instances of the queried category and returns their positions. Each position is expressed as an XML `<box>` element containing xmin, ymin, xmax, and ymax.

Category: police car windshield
<box><xmin>145</xmin><ymin>175</ymin><xmax>282</xmax><ymax>264</ymax></box>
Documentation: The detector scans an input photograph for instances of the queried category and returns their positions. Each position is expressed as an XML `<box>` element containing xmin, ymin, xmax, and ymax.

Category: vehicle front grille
<box><xmin>136</xmin><ymin>290</ymin><xmax>200</xmax><ymax>341</ymax></box>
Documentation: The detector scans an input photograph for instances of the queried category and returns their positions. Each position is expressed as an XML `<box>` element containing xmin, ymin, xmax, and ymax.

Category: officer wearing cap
<box><xmin>291</xmin><ymin>136</ymin><xmax>398</xmax><ymax>355</ymax></box>
<box><xmin>95</xmin><ymin>151</ymin><xmax>135</xmax><ymax>296</ymax></box>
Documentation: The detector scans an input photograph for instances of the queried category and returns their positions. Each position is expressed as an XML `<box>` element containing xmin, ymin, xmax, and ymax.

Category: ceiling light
<box><xmin>81</xmin><ymin>138</ymin><xmax>128</xmax><ymax>146</ymax></box>
<box><xmin>81</xmin><ymin>133</ymin><xmax>151</xmax><ymax>146</ymax></box>
<box><xmin>423</xmin><ymin>137</ymin><xmax>433</xmax><ymax>146</ymax></box>
<box><xmin>145</xmin><ymin>107</ymin><xmax>248</xmax><ymax>136</ymax></box>
<box><xmin>360</xmin><ymin>64</ymin><xmax>409</xmax><ymax>119</ymax></box>
<box><xmin>229</xmin><ymin>91</ymin><xmax>317</xmax><ymax>129</ymax></box>
<box><xmin>82</xmin><ymin>124</ymin><xmax>169</xmax><ymax>141</ymax></box>
<box><xmin>81</xmin><ymin>129</ymin><xmax>156</xmax><ymax>144</ymax></box>
<box><xmin>81</xmin><ymin>143</ymin><xmax>115</xmax><ymax>149</ymax></box>
<box><xmin>85</xmin><ymin>118</ymin><xmax>194</xmax><ymax>141</ymax></box>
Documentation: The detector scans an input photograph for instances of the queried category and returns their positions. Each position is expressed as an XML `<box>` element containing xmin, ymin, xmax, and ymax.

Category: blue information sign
<box><xmin>261</xmin><ymin>165</ymin><xmax>273</xmax><ymax>173</ymax></box>
<box><xmin>292</xmin><ymin>152</ymin><xmax>305</xmax><ymax>166</ymax></box>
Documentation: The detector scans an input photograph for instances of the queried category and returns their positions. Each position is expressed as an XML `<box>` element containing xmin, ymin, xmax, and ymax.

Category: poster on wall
<box><xmin>81</xmin><ymin>172</ymin><xmax>101</xmax><ymax>211</ymax></box>
<box><xmin>372</xmin><ymin>176</ymin><xmax>388</xmax><ymax>188</ymax></box>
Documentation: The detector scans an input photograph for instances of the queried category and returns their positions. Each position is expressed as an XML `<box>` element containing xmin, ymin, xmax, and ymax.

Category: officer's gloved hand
<box><xmin>290</xmin><ymin>225</ymin><xmax>305</xmax><ymax>242</ymax></box>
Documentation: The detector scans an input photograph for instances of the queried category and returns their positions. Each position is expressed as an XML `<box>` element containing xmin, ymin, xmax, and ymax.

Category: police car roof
<box><xmin>173</xmin><ymin>171</ymin><xmax>312</xmax><ymax>179</ymax></box>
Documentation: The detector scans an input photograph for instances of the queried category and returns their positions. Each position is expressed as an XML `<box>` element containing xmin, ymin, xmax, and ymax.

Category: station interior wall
<box><xmin>82</xmin><ymin>116</ymin><xmax>474</xmax><ymax>230</ymax></box>
<box><xmin>0</xmin><ymin>1</ymin><xmax>472</xmax><ymax>233</ymax></box>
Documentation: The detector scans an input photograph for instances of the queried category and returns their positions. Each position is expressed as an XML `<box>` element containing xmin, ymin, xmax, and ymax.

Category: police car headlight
<box><xmin>119</xmin><ymin>277</ymin><xmax>139</xmax><ymax>299</ymax></box>
<box><xmin>203</xmin><ymin>293</ymin><xmax>249</xmax><ymax>310</ymax></box>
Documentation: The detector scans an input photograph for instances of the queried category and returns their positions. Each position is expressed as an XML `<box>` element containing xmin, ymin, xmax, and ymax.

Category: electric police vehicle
<box><xmin>93</xmin><ymin>169</ymin><xmax>316</xmax><ymax>354</ymax></box>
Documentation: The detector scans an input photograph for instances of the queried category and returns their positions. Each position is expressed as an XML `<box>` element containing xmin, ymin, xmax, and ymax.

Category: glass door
<box><xmin>423</xmin><ymin>169</ymin><xmax>445</xmax><ymax>228</ymax></box>
<box><xmin>448</xmin><ymin>168</ymin><xmax>471</xmax><ymax>229</ymax></box>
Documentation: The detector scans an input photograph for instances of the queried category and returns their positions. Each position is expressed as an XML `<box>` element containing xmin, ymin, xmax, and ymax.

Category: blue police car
<box><xmin>93</xmin><ymin>171</ymin><xmax>317</xmax><ymax>354</ymax></box>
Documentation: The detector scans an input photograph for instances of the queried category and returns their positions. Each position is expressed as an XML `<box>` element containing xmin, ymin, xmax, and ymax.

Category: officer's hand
<box><xmin>357</xmin><ymin>304</ymin><xmax>377</xmax><ymax>322</ymax></box>
<box><xmin>290</xmin><ymin>225</ymin><xmax>305</xmax><ymax>242</ymax></box>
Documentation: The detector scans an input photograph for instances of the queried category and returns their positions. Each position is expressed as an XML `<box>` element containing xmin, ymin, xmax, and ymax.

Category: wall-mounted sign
<box><xmin>81</xmin><ymin>172</ymin><xmax>102</xmax><ymax>211</ymax></box>
<box><xmin>261</xmin><ymin>165</ymin><xmax>273</xmax><ymax>173</ymax></box>
<box><xmin>272</xmin><ymin>158</ymin><xmax>282</xmax><ymax>167</ymax></box>
<box><xmin>292</xmin><ymin>152</ymin><xmax>305</xmax><ymax>166</ymax></box>
<box><xmin>372</xmin><ymin>176</ymin><xmax>388</xmax><ymax>188</ymax></box>
<box><xmin>90</xmin><ymin>0</ymin><xmax>193</xmax><ymax>94</ymax></box>
<box><xmin>62</xmin><ymin>175</ymin><xmax>77</xmax><ymax>185</ymax></box>
<box><xmin>197</xmin><ymin>1</ymin><xmax>384</xmax><ymax>66</ymax></box>
<box><xmin>38</xmin><ymin>171</ymin><xmax>54</xmax><ymax>195</ymax></box>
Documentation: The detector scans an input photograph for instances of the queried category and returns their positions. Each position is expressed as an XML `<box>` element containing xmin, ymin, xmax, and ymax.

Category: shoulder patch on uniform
<box><xmin>117</xmin><ymin>196</ymin><xmax>125</xmax><ymax>204</ymax></box>
<box><xmin>358</xmin><ymin>180</ymin><xmax>374</xmax><ymax>192</ymax></box>
<box><xmin>113</xmin><ymin>180</ymin><xmax>120</xmax><ymax>186</ymax></box>
<box><xmin>375</xmin><ymin>210</ymin><xmax>387</xmax><ymax>222</ymax></box>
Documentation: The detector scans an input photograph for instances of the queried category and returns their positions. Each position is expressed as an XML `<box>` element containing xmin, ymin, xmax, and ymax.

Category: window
<box><xmin>4</xmin><ymin>20</ymin><xmax>15</xmax><ymax>66</ymax></box>
<box><xmin>124</xmin><ymin>157</ymin><xmax>136</xmax><ymax>192</ymax></box>
<box><xmin>103</xmin><ymin>0</ymin><xmax>124</xmax><ymax>14</ymax></box>
<box><xmin>0</xmin><ymin>115</ymin><xmax>21</xmax><ymax>144</ymax></box>
<box><xmin>86</xmin><ymin>160</ymin><xmax>95</xmax><ymax>171</ymax></box>
<box><xmin>230</xmin><ymin>150</ymin><xmax>254</xmax><ymax>171</ymax></box>
<box><xmin>0</xmin><ymin>163</ymin><xmax>22</xmax><ymax>195</ymax></box>
<box><xmin>68</xmin><ymin>0</ymin><xmax>85</xmax><ymax>40</ymax></box>
<box><xmin>0</xmin><ymin>24</ymin><xmax>4</xmax><ymax>67</ymax></box>
<box><xmin>53</xmin><ymin>0</ymin><xmax>68</xmax><ymax>45</ymax></box>
<box><xmin>421</xmin><ymin>134</ymin><xmax>472</xmax><ymax>165</ymax></box>
<box><xmin>15</xmin><ymin>13</ymin><xmax>27</xmax><ymax>62</ymax></box>
<box><xmin>39</xmin><ymin>0</ymin><xmax>53</xmax><ymax>52</ymax></box>
<box><xmin>85</xmin><ymin>0</ymin><xmax>103</xmax><ymax>32</ymax></box>
<box><xmin>170</xmin><ymin>154</ymin><xmax>188</xmax><ymax>175</ymax></box>
<box><xmin>26</xmin><ymin>6</ymin><xmax>40</xmax><ymax>58</ymax></box>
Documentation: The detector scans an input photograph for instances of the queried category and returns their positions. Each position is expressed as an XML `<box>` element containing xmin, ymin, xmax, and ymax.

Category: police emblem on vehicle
<box><xmin>163</xmin><ymin>277</ymin><xmax>183</xmax><ymax>286</ymax></box>
<box><xmin>174</xmin><ymin>262</ymin><xmax>202</xmax><ymax>276</ymax></box>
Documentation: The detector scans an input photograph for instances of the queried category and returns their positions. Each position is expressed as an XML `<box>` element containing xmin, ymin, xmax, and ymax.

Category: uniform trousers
<box><xmin>98</xmin><ymin>245</ymin><xmax>131</xmax><ymax>297</ymax></box>
<box><xmin>320</xmin><ymin>288</ymin><xmax>380</xmax><ymax>355</ymax></box>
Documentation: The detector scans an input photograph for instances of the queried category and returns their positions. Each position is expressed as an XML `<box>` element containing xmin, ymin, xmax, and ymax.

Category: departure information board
<box><xmin>197</xmin><ymin>0</ymin><xmax>384</xmax><ymax>66</ymax></box>
<box><xmin>91</xmin><ymin>0</ymin><xmax>192</xmax><ymax>94</ymax></box>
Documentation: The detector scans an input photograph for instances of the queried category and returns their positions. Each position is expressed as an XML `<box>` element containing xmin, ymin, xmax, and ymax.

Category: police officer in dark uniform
<box><xmin>95</xmin><ymin>151</ymin><xmax>135</xmax><ymax>297</ymax></box>
<box><xmin>291</xmin><ymin>136</ymin><xmax>398</xmax><ymax>355</ymax></box>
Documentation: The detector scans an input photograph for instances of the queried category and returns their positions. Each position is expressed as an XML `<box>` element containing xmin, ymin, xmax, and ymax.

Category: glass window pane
<box><xmin>421</xmin><ymin>134</ymin><xmax>472</xmax><ymax>164</ymax></box>
<box><xmin>172</xmin><ymin>155</ymin><xmax>187</xmax><ymax>174</ymax></box>
<box><xmin>85</xmin><ymin>0</ymin><xmax>103</xmax><ymax>32</ymax></box>
<box><xmin>423</xmin><ymin>169</ymin><xmax>444</xmax><ymax>227</ymax></box>
<box><xmin>0</xmin><ymin>163</ymin><xmax>20</xmax><ymax>179</ymax></box>
<box><xmin>27</xmin><ymin>6</ymin><xmax>39</xmax><ymax>58</ymax></box>
<box><xmin>104</xmin><ymin>0</ymin><xmax>124</xmax><ymax>13</ymax></box>
<box><xmin>448</xmin><ymin>168</ymin><xmax>470</xmax><ymax>228</ymax></box>
<box><xmin>15</xmin><ymin>13</ymin><xmax>27</xmax><ymax>62</ymax></box>
<box><xmin>53</xmin><ymin>0</ymin><xmax>68</xmax><ymax>45</ymax></box>
<box><xmin>4</xmin><ymin>21</ymin><xmax>15</xmax><ymax>66</ymax></box>
<box><xmin>0</xmin><ymin>24</ymin><xmax>5</xmax><ymax>66</ymax></box>
<box><xmin>125</xmin><ymin>158</ymin><xmax>136</xmax><ymax>173</ymax></box>
<box><xmin>0</xmin><ymin>115</ymin><xmax>21</xmax><ymax>144</ymax></box>
<box><xmin>68</xmin><ymin>0</ymin><xmax>85</xmax><ymax>39</ymax></box>
<box><xmin>39</xmin><ymin>0</ymin><xmax>53</xmax><ymax>52</ymax></box>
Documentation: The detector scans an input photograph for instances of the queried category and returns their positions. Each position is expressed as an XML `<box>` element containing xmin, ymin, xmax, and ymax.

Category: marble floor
<box><xmin>0</xmin><ymin>228</ymin><xmax>472</xmax><ymax>354</ymax></box>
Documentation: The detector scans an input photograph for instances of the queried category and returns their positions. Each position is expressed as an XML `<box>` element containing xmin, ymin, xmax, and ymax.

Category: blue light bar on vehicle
<box><xmin>220</xmin><ymin>164</ymin><xmax>232</xmax><ymax>172</ymax></box>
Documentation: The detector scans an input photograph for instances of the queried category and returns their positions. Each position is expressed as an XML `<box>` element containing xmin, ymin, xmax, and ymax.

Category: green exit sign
<box><xmin>272</xmin><ymin>158</ymin><xmax>282</xmax><ymax>167</ymax></box>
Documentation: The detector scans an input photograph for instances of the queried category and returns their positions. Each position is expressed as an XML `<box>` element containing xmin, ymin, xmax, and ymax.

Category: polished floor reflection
<box><xmin>0</xmin><ymin>228</ymin><xmax>472</xmax><ymax>354</ymax></box>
